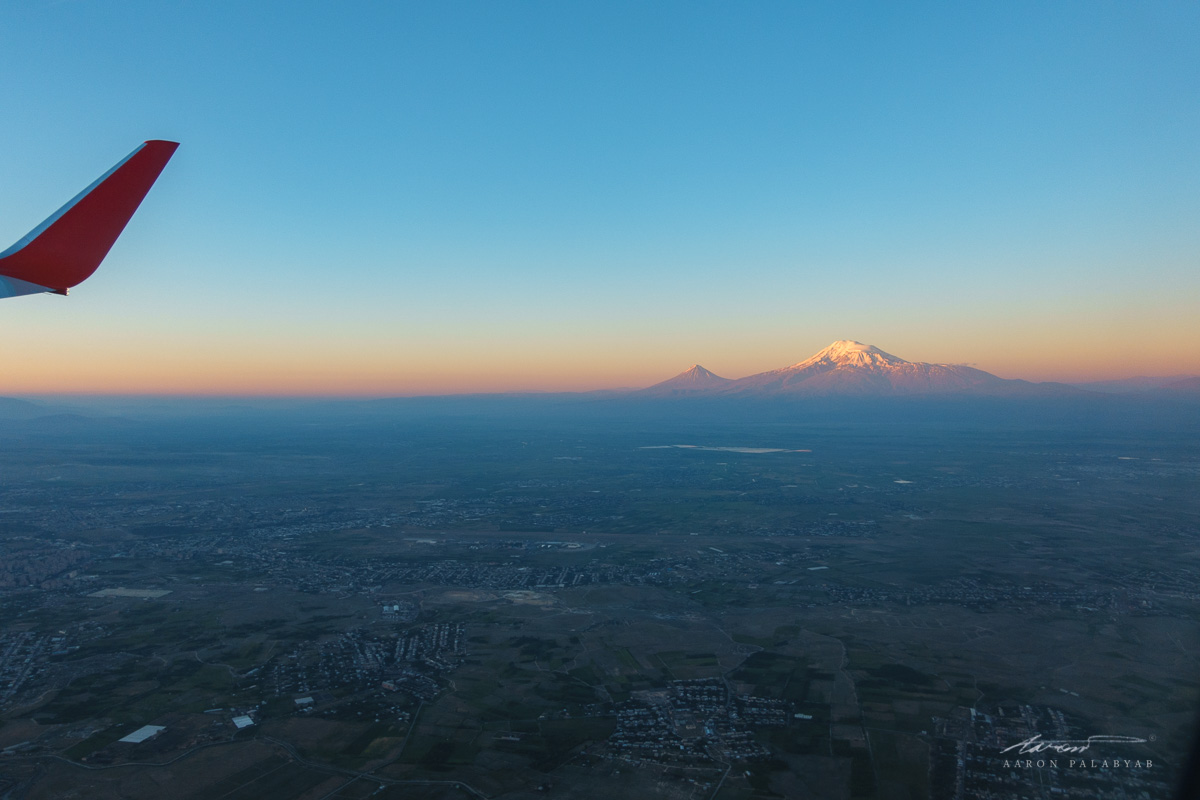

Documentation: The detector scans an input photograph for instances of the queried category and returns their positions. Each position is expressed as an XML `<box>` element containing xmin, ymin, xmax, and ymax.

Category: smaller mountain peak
<box><xmin>644</xmin><ymin>363</ymin><xmax>732</xmax><ymax>393</ymax></box>
<box><xmin>671</xmin><ymin>364</ymin><xmax>727</xmax><ymax>383</ymax></box>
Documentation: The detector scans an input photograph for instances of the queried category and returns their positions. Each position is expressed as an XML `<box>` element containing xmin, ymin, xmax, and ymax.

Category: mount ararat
<box><xmin>642</xmin><ymin>340</ymin><xmax>1078</xmax><ymax>398</ymax></box>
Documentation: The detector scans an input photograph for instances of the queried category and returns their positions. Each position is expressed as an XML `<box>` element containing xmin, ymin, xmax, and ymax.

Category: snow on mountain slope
<box><xmin>726</xmin><ymin>340</ymin><xmax>1005</xmax><ymax>396</ymax></box>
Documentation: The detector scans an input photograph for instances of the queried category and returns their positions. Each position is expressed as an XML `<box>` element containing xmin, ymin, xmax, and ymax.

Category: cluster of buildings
<box><xmin>405</xmin><ymin>491</ymin><xmax>608</xmax><ymax>531</ymax></box>
<box><xmin>266</xmin><ymin>623</ymin><xmax>465</xmax><ymax>701</ymax></box>
<box><xmin>0</xmin><ymin>538</ymin><xmax>92</xmax><ymax>590</ymax></box>
<box><xmin>606</xmin><ymin>678</ymin><xmax>790</xmax><ymax>764</ymax></box>
<box><xmin>824</xmin><ymin>577</ymin><xmax>1146</xmax><ymax>614</ymax></box>
<box><xmin>0</xmin><ymin>632</ymin><xmax>59</xmax><ymax>709</ymax></box>
<box><xmin>750</xmin><ymin>520</ymin><xmax>880</xmax><ymax>538</ymax></box>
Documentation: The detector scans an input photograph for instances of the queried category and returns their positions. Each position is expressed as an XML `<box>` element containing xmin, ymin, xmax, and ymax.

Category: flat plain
<box><xmin>0</xmin><ymin>398</ymin><xmax>1196</xmax><ymax>799</ymax></box>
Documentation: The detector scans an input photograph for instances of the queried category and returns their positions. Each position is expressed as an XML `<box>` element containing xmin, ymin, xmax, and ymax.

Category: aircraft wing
<box><xmin>0</xmin><ymin>140</ymin><xmax>179</xmax><ymax>299</ymax></box>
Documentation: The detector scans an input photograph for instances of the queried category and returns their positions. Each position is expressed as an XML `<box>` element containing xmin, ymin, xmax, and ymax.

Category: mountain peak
<box><xmin>664</xmin><ymin>364</ymin><xmax>730</xmax><ymax>384</ymax></box>
<box><xmin>788</xmin><ymin>340</ymin><xmax>908</xmax><ymax>371</ymax></box>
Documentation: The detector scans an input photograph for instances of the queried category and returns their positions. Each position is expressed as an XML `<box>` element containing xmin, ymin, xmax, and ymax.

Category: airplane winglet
<box><xmin>0</xmin><ymin>140</ymin><xmax>178</xmax><ymax>298</ymax></box>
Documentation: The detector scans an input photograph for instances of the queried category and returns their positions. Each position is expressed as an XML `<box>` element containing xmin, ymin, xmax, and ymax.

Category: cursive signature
<box><xmin>1001</xmin><ymin>734</ymin><xmax>1148</xmax><ymax>755</ymax></box>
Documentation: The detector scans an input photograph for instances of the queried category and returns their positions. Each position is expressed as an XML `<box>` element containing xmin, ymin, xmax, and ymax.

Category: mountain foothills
<box><xmin>645</xmin><ymin>340</ymin><xmax>1078</xmax><ymax>397</ymax></box>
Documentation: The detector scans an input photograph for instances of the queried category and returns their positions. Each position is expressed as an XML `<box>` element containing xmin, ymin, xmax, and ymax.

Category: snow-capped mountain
<box><xmin>725</xmin><ymin>340</ymin><xmax>1008</xmax><ymax>396</ymax></box>
<box><xmin>642</xmin><ymin>364</ymin><xmax>733</xmax><ymax>396</ymax></box>
<box><xmin>646</xmin><ymin>341</ymin><xmax>1069</xmax><ymax>397</ymax></box>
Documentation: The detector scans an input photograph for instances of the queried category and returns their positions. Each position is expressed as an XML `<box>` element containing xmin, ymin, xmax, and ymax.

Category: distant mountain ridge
<box><xmin>0</xmin><ymin>397</ymin><xmax>56</xmax><ymax>419</ymax></box>
<box><xmin>642</xmin><ymin>340</ymin><xmax>1078</xmax><ymax>398</ymax></box>
<box><xmin>1073</xmin><ymin>375</ymin><xmax>1200</xmax><ymax>394</ymax></box>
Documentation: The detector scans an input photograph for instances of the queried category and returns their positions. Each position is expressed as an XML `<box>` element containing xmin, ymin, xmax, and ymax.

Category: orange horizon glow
<box><xmin>4</xmin><ymin>339</ymin><xmax>1197</xmax><ymax>398</ymax></box>
<box><xmin>4</xmin><ymin>299</ymin><xmax>1197</xmax><ymax>397</ymax></box>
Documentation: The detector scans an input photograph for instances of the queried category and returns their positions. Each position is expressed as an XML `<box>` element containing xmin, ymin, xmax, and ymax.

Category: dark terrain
<box><xmin>0</xmin><ymin>395</ymin><xmax>1196</xmax><ymax>799</ymax></box>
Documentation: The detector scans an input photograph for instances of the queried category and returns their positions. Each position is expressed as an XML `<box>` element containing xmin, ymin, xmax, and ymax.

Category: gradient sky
<box><xmin>2</xmin><ymin>1</ymin><xmax>1198</xmax><ymax>395</ymax></box>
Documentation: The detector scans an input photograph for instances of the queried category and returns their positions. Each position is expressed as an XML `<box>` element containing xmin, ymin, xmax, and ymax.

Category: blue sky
<box><xmin>1</xmin><ymin>2</ymin><xmax>1197</xmax><ymax>393</ymax></box>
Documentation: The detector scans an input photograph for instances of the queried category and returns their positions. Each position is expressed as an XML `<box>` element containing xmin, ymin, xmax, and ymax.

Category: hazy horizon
<box><xmin>4</xmin><ymin>336</ymin><xmax>1200</xmax><ymax>398</ymax></box>
<box><xmin>4</xmin><ymin>340</ymin><xmax>1195</xmax><ymax>400</ymax></box>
